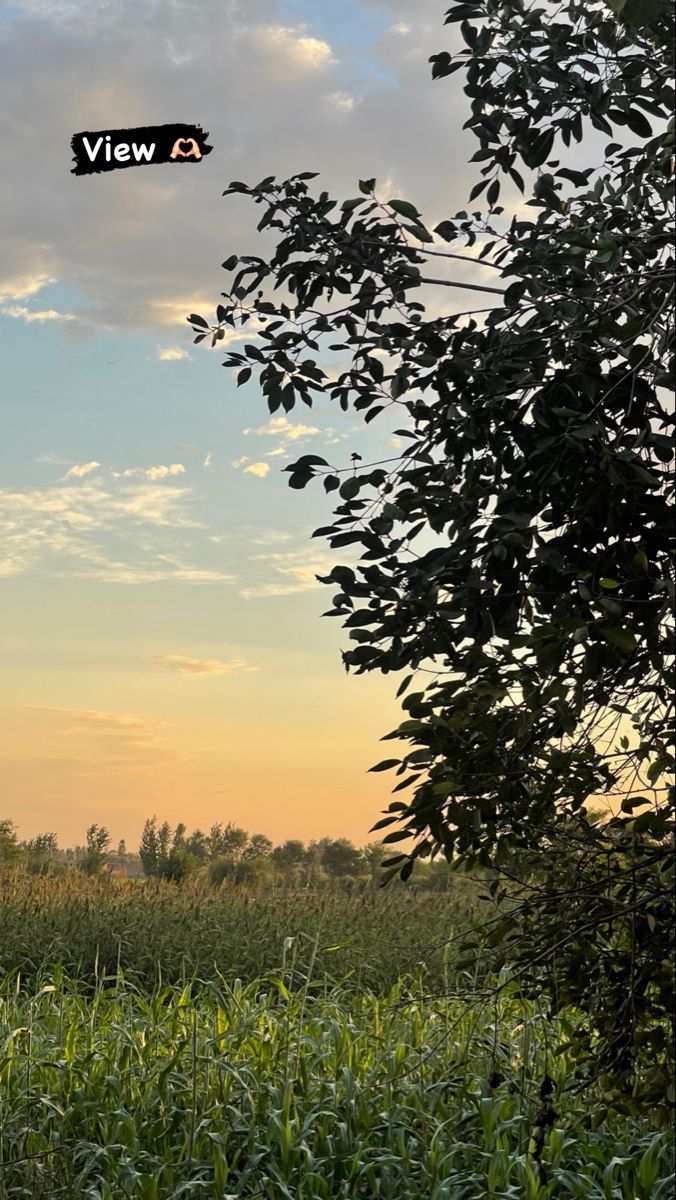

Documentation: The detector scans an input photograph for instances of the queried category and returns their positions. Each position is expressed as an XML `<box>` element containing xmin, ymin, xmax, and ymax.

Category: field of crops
<box><xmin>0</xmin><ymin>876</ymin><xmax>674</xmax><ymax>1199</ymax></box>
<box><xmin>0</xmin><ymin>873</ymin><xmax>484</xmax><ymax>993</ymax></box>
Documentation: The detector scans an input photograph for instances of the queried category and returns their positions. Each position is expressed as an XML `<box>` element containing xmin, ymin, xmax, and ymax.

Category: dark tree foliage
<box><xmin>191</xmin><ymin>0</ymin><xmax>674</xmax><ymax>1109</ymax></box>
<box><xmin>80</xmin><ymin>824</ymin><xmax>111</xmax><ymax>877</ymax></box>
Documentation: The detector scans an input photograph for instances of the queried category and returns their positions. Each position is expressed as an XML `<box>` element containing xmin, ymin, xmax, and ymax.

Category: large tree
<box><xmin>191</xmin><ymin>0</ymin><xmax>674</xmax><ymax>1107</ymax></box>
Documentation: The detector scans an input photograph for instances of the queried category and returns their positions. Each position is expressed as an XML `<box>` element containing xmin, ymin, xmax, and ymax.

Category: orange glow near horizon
<box><xmin>1</xmin><ymin>651</ymin><xmax>401</xmax><ymax>850</ymax></box>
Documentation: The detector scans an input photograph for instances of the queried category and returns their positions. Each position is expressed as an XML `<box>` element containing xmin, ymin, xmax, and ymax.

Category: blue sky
<box><xmin>0</xmin><ymin>0</ymin><xmax>472</xmax><ymax>847</ymax></box>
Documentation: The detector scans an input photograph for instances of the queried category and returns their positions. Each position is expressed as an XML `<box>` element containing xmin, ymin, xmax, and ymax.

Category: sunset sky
<box><xmin>0</xmin><ymin>0</ymin><xmax>479</xmax><ymax>849</ymax></box>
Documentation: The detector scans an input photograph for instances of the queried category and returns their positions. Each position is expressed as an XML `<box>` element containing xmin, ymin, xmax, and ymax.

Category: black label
<box><xmin>71</xmin><ymin>124</ymin><xmax>212</xmax><ymax>175</ymax></box>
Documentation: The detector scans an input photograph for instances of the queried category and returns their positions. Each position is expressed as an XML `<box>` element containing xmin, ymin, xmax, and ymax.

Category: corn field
<box><xmin>0</xmin><ymin>877</ymin><xmax>674</xmax><ymax>1198</ymax></box>
<box><xmin>0</xmin><ymin>873</ymin><xmax>483</xmax><ymax>992</ymax></box>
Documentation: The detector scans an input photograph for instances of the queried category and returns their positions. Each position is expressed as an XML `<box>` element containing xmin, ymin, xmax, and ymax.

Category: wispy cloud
<box><xmin>231</xmin><ymin>457</ymin><xmax>270</xmax><ymax>478</ymax></box>
<box><xmin>86</xmin><ymin>559</ymin><xmax>235</xmax><ymax>585</ymax></box>
<box><xmin>1</xmin><ymin>304</ymin><xmax>75</xmax><ymax>324</ymax></box>
<box><xmin>249</xmin><ymin>529</ymin><xmax>293</xmax><ymax>546</ymax></box>
<box><xmin>242</xmin><ymin>549</ymin><xmax>335</xmax><ymax>598</ymax></box>
<box><xmin>259</xmin><ymin>25</ymin><xmax>335</xmax><ymax>71</ymax></box>
<box><xmin>0</xmin><ymin>481</ymin><xmax>234</xmax><ymax>583</ymax></box>
<box><xmin>328</xmin><ymin>91</ymin><xmax>356</xmax><ymax>111</ymax></box>
<box><xmin>64</xmin><ymin>461</ymin><xmax>101</xmax><ymax>479</ymax></box>
<box><xmin>30</xmin><ymin>706</ymin><xmax>168</xmax><ymax>760</ymax></box>
<box><xmin>155</xmin><ymin>345</ymin><xmax>190</xmax><ymax>362</ymax></box>
<box><xmin>244</xmin><ymin>462</ymin><xmax>270</xmax><ymax>479</ymax></box>
<box><xmin>149</xmin><ymin>655</ymin><xmax>258</xmax><ymax>676</ymax></box>
<box><xmin>112</xmin><ymin>463</ymin><xmax>186</xmax><ymax>481</ymax></box>
<box><xmin>0</xmin><ymin>272</ymin><xmax>56</xmax><ymax>304</ymax></box>
<box><xmin>146</xmin><ymin>463</ymin><xmax>185</xmax><ymax>481</ymax></box>
<box><xmin>150</xmin><ymin>298</ymin><xmax>217</xmax><ymax>329</ymax></box>
<box><xmin>244</xmin><ymin>416</ymin><xmax>320</xmax><ymax>444</ymax></box>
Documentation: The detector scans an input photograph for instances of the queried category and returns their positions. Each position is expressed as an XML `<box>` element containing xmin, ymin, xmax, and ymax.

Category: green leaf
<box><xmin>369</xmin><ymin>759</ymin><xmax>400</xmax><ymax>773</ymax></box>
<box><xmin>339</xmin><ymin>477</ymin><xmax>361</xmax><ymax>501</ymax></box>
<box><xmin>607</xmin><ymin>0</ymin><xmax>669</xmax><ymax>27</ymax></box>
<box><xmin>369</xmin><ymin>815</ymin><xmax>399</xmax><ymax>831</ymax></box>
<box><xmin>389</xmin><ymin>199</ymin><xmax>421</xmax><ymax>221</ymax></box>
<box><xmin>434</xmin><ymin>220</ymin><xmax>457</xmax><ymax>242</ymax></box>
<box><xmin>486</xmin><ymin>179</ymin><xmax>500</xmax><ymax>208</ymax></box>
<box><xmin>621</xmin><ymin>796</ymin><xmax>649</xmax><ymax>813</ymax></box>
<box><xmin>382</xmin><ymin>829</ymin><xmax>413</xmax><ymax>844</ymax></box>
<box><xmin>598</xmin><ymin>625</ymin><xmax>637</xmax><ymax>651</ymax></box>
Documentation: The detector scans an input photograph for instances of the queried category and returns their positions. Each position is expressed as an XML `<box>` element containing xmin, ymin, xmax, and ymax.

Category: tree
<box><xmin>317</xmin><ymin>838</ymin><xmax>365</xmax><ymax>880</ymax></box>
<box><xmin>271</xmin><ymin>839</ymin><xmax>308</xmax><ymax>884</ymax></box>
<box><xmin>139</xmin><ymin>817</ymin><xmax>199</xmax><ymax>882</ymax></box>
<box><xmin>80</xmin><ymin>824</ymin><xmax>110</xmax><ymax>876</ymax></box>
<box><xmin>241</xmin><ymin>833</ymin><xmax>273</xmax><ymax>861</ymax></box>
<box><xmin>162</xmin><ymin>843</ymin><xmax>197</xmax><ymax>884</ymax></box>
<box><xmin>185</xmin><ymin>828</ymin><xmax>209</xmax><ymax>862</ymax></box>
<box><xmin>23</xmin><ymin>833</ymin><xmax>58</xmax><ymax>875</ymax></box>
<box><xmin>139</xmin><ymin>817</ymin><xmax>160</xmax><ymax>877</ymax></box>
<box><xmin>0</xmin><ymin>820</ymin><xmax>21</xmax><ymax>868</ymax></box>
<box><xmin>207</xmin><ymin>822</ymin><xmax>248</xmax><ymax>861</ymax></box>
<box><xmin>191</xmin><ymin>0</ymin><xmax>674</xmax><ymax>1106</ymax></box>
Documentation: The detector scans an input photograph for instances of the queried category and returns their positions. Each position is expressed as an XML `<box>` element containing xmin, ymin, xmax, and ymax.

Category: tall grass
<box><xmin>1</xmin><ymin>875</ymin><xmax>673</xmax><ymax>1198</ymax></box>
<box><xmin>1</xmin><ymin>966</ymin><xmax>673</xmax><ymax>1199</ymax></box>
<box><xmin>0</xmin><ymin>873</ymin><xmax>482</xmax><ymax>991</ymax></box>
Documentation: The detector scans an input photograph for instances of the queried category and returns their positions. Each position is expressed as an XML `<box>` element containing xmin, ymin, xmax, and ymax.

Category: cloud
<box><xmin>0</xmin><ymin>272</ymin><xmax>55</xmax><ymax>304</ymax></box>
<box><xmin>328</xmin><ymin>91</ymin><xmax>356</xmax><ymax>111</ymax></box>
<box><xmin>0</xmin><ymin>0</ymin><xmax>477</xmax><ymax>334</ymax></box>
<box><xmin>36</xmin><ymin>451</ymin><xmax>72</xmax><ymax>465</ymax></box>
<box><xmin>242</xmin><ymin>549</ymin><xmax>336</xmax><ymax>598</ymax></box>
<box><xmin>145</xmin><ymin>463</ymin><xmax>185</xmax><ymax>480</ymax></box>
<box><xmin>259</xmin><ymin>25</ymin><xmax>335</xmax><ymax>72</ymax></box>
<box><xmin>149</xmin><ymin>298</ymin><xmax>221</xmax><ymax>330</ymax></box>
<box><xmin>231</xmin><ymin>456</ymin><xmax>270</xmax><ymax>478</ymax></box>
<box><xmin>244</xmin><ymin>416</ymin><xmax>320</xmax><ymax>443</ymax></box>
<box><xmin>1</xmin><ymin>304</ymin><xmax>75</xmax><ymax>323</ymax></box>
<box><xmin>31</xmin><ymin>706</ymin><xmax>168</xmax><ymax>759</ymax></box>
<box><xmin>112</xmin><ymin>463</ymin><xmax>186</xmax><ymax>481</ymax></box>
<box><xmin>64</xmin><ymin>461</ymin><xmax>101</xmax><ymax>478</ymax></box>
<box><xmin>203</xmin><ymin>452</ymin><xmax>213</xmax><ymax>469</ymax></box>
<box><xmin>249</xmin><ymin>529</ymin><xmax>293</xmax><ymax>546</ymax></box>
<box><xmin>155</xmin><ymin>346</ymin><xmax>190</xmax><ymax>361</ymax></box>
<box><xmin>149</xmin><ymin>655</ymin><xmax>257</xmax><ymax>675</ymax></box>
<box><xmin>0</xmin><ymin>480</ymin><xmax>235</xmax><ymax>583</ymax></box>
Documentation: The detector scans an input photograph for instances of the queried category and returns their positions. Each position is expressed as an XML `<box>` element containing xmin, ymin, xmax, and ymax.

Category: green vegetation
<box><xmin>0</xmin><ymin>816</ymin><xmax>458</xmax><ymax>890</ymax></box>
<box><xmin>2</xmin><ymin>3</ymin><xmax>673</xmax><ymax>1195</ymax></box>
<box><xmin>0</xmin><ymin>872</ymin><xmax>481</xmax><ymax>993</ymax></box>
<box><xmin>192</xmin><ymin>0</ymin><xmax>675</xmax><ymax>1116</ymax></box>
<box><xmin>0</xmin><ymin>881</ymin><xmax>674</xmax><ymax>1198</ymax></box>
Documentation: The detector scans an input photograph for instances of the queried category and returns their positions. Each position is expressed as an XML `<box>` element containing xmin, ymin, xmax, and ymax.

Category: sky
<box><xmin>0</xmin><ymin>0</ymin><xmax>478</xmax><ymax>849</ymax></box>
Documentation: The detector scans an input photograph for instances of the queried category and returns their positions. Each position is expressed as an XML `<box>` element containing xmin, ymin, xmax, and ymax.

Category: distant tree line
<box><xmin>0</xmin><ymin>817</ymin><xmax>454</xmax><ymax>890</ymax></box>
